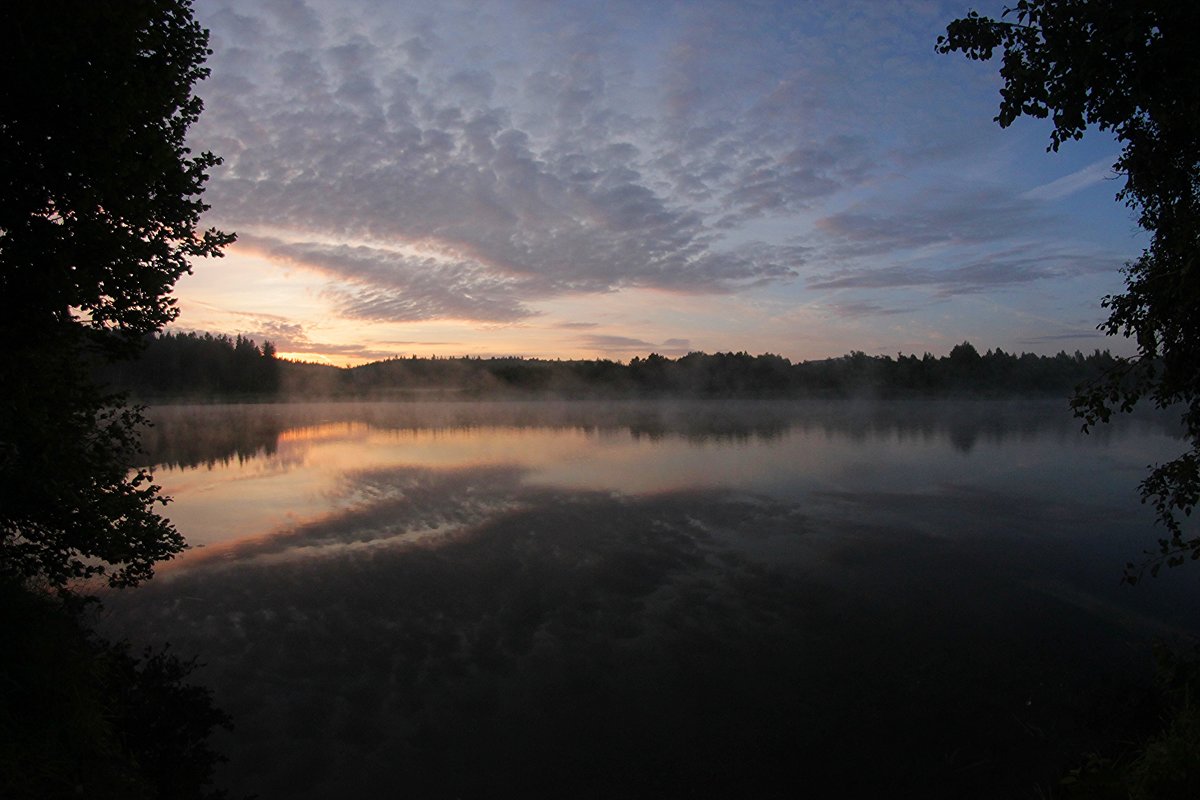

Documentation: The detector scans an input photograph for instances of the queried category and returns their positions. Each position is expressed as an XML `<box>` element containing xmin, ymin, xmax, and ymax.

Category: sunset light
<box><xmin>175</xmin><ymin>0</ymin><xmax>1140</xmax><ymax>366</ymax></box>
<box><xmin>9</xmin><ymin>2</ymin><xmax>1197</xmax><ymax>798</ymax></box>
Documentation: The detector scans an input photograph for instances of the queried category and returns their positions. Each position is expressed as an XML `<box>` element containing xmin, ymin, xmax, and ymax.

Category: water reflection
<box><xmin>142</xmin><ymin>398</ymin><xmax>1182</xmax><ymax>469</ymax></box>
<box><xmin>137</xmin><ymin>400</ymin><xmax>1184</xmax><ymax>557</ymax></box>
<box><xmin>101</xmin><ymin>400</ymin><xmax>1198</xmax><ymax>799</ymax></box>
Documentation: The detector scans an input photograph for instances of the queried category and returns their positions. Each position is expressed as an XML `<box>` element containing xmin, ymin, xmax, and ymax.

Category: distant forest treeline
<box><xmin>96</xmin><ymin>331</ymin><xmax>1126</xmax><ymax>400</ymax></box>
<box><xmin>97</xmin><ymin>331</ymin><xmax>282</xmax><ymax>397</ymax></box>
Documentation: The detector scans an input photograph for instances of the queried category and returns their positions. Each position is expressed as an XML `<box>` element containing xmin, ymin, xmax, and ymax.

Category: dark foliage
<box><xmin>105</xmin><ymin>335</ymin><xmax>1123</xmax><ymax>402</ymax></box>
<box><xmin>1060</xmin><ymin>644</ymin><xmax>1200</xmax><ymax>798</ymax></box>
<box><xmin>937</xmin><ymin>1</ymin><xmax>1200</xmax><ymax>577</ymax></box>
<box><xmin>0</xmin><ymin>578</ymin><xmax>231</xmax><ymax>800</ymax></box>
<box><xmin>0</xmin><ymin>3</ymin><xmax>235</xmax><ymax>798</ymax></box>
<box><xmin>98</xmin><ymin>331</ymin><xmax>280</xmax><ymax>398</ymax></box>
<box><xmin>0</xmin><ymin>0</ymin><xmax>233</xmax><ymax>588</ymax></box>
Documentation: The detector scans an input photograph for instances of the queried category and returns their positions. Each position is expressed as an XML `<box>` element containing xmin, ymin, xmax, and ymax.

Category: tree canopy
<box><xmin>0</xmin><ymin>4</ymin><xmax>238</xmax><ymax>796</ymax></box>
<box><xmin>937</xmin><ymin>0</ymin><xmax>1200</xmax><ymax>579</ymax></box>
<box><xmin>100</xmin><ymin>334</ymin><xmax>1119</xmax><ymax>401</ymax></box>
<box><xmin>0</xmin><ymin>0</ymin><xmax>233</xmax><ymax>588</ymax></box>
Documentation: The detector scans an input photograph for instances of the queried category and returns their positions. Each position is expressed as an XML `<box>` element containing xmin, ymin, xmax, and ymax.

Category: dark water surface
<box><xmin>99</xmin><ymin>400</ymin><xmax>1200</xmax><ymax>798</ymax></box>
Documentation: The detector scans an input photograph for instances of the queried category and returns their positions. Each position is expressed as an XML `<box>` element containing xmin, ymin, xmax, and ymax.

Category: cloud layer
<box><xmin>193</xmin><ymin>0</ymin><xmax>866</xmax><ymax>322</ymax></box>
<box><xmin>185</xmin><ymin>0</ymin><xmax>1139</xmax><ymax>357</ymax></box>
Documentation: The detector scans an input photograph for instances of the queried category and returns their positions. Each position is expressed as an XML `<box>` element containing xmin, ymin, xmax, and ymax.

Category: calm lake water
<box><xmin>99</xmin><ymin>400</ymin><xmax>1200</xmax><ymax>798</ymax></box>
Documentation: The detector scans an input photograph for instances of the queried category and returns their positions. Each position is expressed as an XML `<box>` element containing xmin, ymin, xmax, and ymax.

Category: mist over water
<box><xmin>102</xmin><ymin>400</ymin><xmax>1199</xmax><ymax>798</ymax></box>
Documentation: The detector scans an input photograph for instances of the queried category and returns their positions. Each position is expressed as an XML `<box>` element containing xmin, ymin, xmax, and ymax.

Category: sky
<box><xmin>176</xmin><ymin>0</ymin><xmax>1146</xmax><ymax>366</ymax></box>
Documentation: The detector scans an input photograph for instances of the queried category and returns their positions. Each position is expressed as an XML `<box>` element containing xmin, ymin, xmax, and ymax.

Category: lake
<box><xmin>98</xmin><ymin>399</ymin><xmax>1200</xmax><ymax>798</ymax></box>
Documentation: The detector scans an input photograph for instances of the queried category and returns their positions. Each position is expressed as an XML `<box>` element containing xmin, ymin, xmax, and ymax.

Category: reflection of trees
<box><xmin>782</xmin><ymin>400</ymin><xmax>1181</xmax><ymax>453</ymax></box>
<box><xmin>141</xmin><ymin>399</ymin><xmax>1185</xmax><ymax>468</ymax></box>
<box><xmin>141</xmin><ymin>406</ymin><xmax>285</xmax><ymax>469</ymax></box>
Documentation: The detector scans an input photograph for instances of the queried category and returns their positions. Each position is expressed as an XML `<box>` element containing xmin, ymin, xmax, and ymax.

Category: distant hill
<box><xmin>94</xmin><ymin>332</ymin><xmax>1124</xmax><ymax>401</ymax></box>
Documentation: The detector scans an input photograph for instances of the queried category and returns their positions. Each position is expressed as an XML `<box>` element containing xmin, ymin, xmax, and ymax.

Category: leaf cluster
<box><xmin>0</xmin><ymin>1</ymin><xmax>232</xmax><ymax>588</ymax></box>
<box><xmin>0</xmin><ymin>577</ymin><xmax>232</xmax><ymax>799</ymax></box>
<box><xmin>939</xmin><ymin>1</ymin><xmax>1200</xmax><ymax>578</ymax></box>
<box><xmin>1</xmin><ymin>1</ymin><xmax>233</xmax><ymax>357</ymax></box>
<box><xmin>1060</xmin><ymin>644</ymin><xmax>1200</xmax><ymax>798</ymax></box>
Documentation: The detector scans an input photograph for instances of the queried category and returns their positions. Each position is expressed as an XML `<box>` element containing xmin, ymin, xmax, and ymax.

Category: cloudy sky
<box><xmin>176</xmin><ymin>0</ymin><xmax>1143</xmax><ymax>365</ymax></box>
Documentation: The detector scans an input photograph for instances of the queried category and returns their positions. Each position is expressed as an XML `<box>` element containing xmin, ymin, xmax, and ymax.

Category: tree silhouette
<box><xmin>1</xmin><ymin>3</ymin><xmax>237</xmax><ymax>797</ymax></box>
<box><xmin>0</xmin><ymin>0</ymin><xmax>234</xmax><ymax>588</ymax></box>
<box><xmin>938</xmin><ymin>1</ymin><xmax>1200</xmax><ymax>578</ymax></box>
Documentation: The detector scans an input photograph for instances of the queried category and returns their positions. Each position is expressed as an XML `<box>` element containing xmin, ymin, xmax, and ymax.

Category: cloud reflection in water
<box><xmin>102</xmin><ymin>400</ymin><xmax>1198</xmax><ymax>799</ymax></box>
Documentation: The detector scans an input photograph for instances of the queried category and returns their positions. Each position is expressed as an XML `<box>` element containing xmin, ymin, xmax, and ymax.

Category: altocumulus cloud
<box><xmin>187</xmin><ymin>0</ymin><xmax>1141</xmax><ymax>339</ymax></box>
<box><xmin>187</xmin><ymin>0</ymin><xmax>946</xmax><ymax>324</ymax></box>
<box><xmin>809</xmin><ymin>243</ymin><xmax>1124</xmax><ymax>297</ymax></box>
<box><xmin>189</xmin><ymin>1</ymin><xmax>840</xmax><ymax>321</ymax></box>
